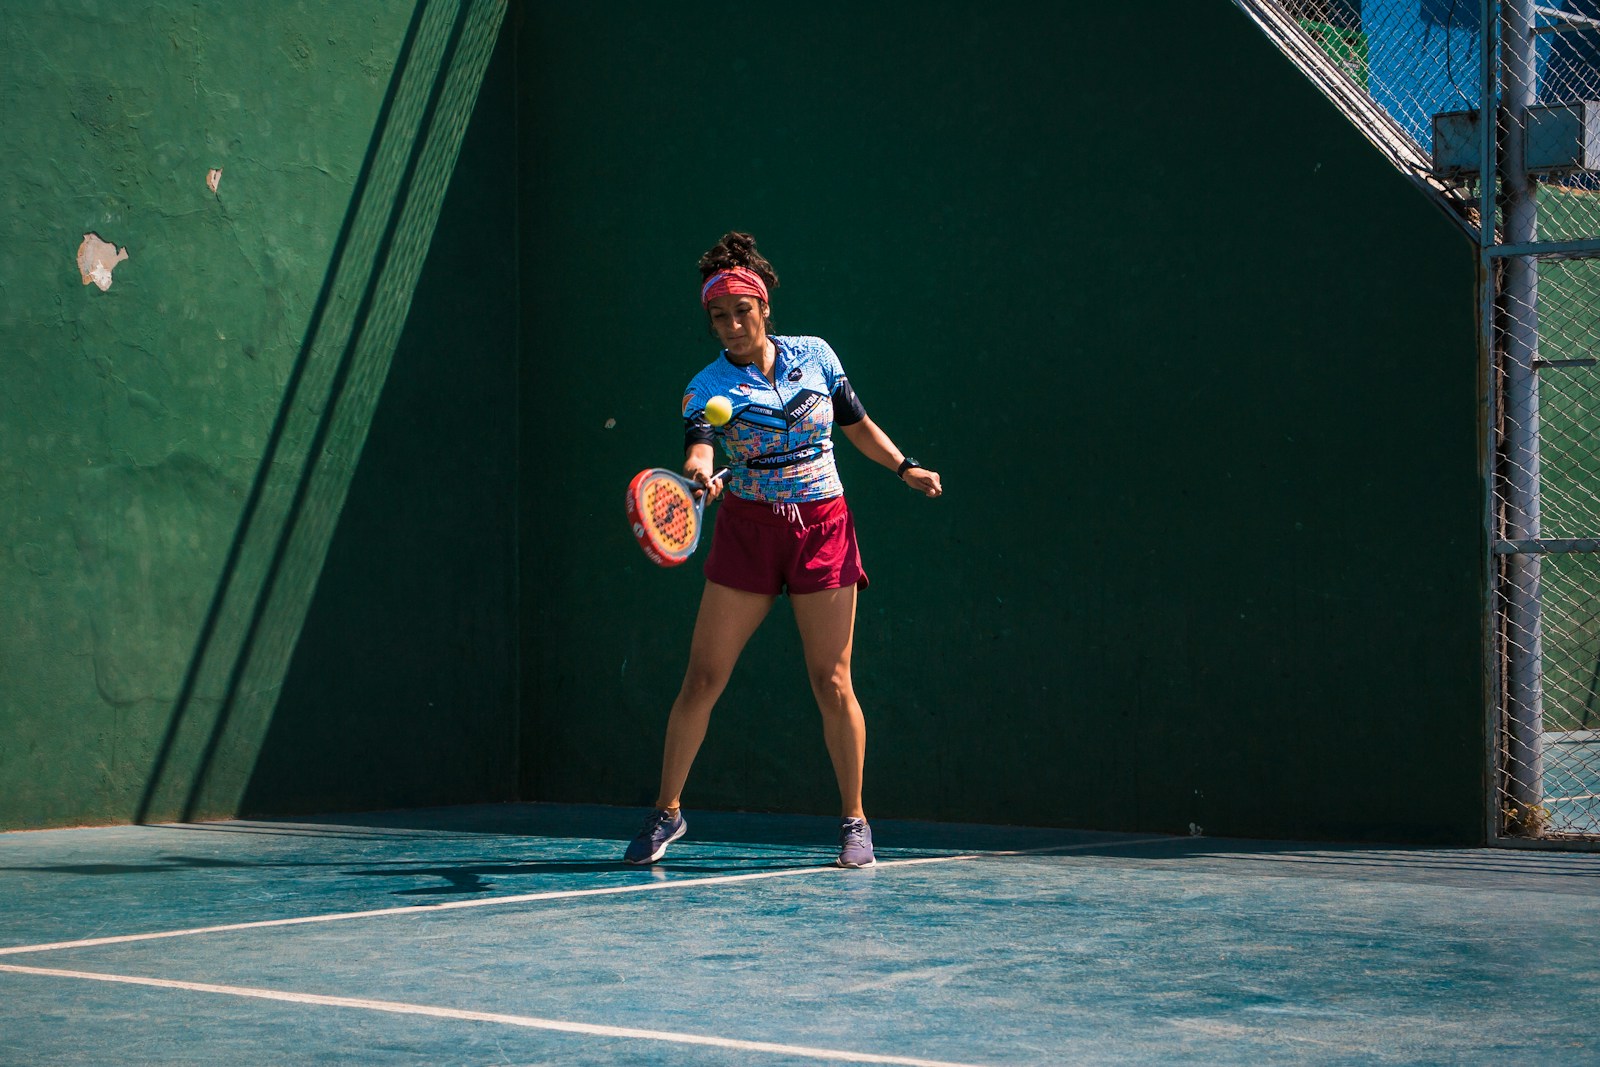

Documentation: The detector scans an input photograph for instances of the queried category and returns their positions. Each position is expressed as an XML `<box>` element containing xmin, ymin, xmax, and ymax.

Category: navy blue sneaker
<box><xmin>624</xmin><ymin>808</ymin><xmax>686</xmax><ymax>865</ymax></box>
<box><xmin>837</xmin><ymin>817</ymin><xmax>875</xmax><ymax>868</ymax></box>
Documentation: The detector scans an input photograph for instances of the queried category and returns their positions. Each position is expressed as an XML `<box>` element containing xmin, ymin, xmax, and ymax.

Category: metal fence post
<box><xmin>1498</xmin><ymin>0</ymin><xmax>1548</xmax><ymax>833</ymax></box>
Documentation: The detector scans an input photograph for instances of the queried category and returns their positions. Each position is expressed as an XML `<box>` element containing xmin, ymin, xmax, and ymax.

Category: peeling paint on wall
<box><xmin>76</xmin><ymin>233</ymin><xmax>128</xmax><ymax>291</ymax></box>
<box><xmin>4</xmin><ymin>1</ymin><xmax>434</xmax><ymax>829</ymax></box>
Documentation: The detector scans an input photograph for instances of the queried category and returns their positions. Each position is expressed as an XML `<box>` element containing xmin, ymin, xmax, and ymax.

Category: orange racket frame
<box><xmin>625</xmin><ymin>467</ymin><xmax>728</xmax><ymax>567</ymax></box>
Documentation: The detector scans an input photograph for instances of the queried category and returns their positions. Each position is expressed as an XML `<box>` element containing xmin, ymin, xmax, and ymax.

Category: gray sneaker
<box><xmin>624</xmin><ymin>808</ymin><xmax>686</xmax><ymax>865</ymax></box>
<box><xmin>837</xmin><ymin>817</ymin><xmax>875</xmax><ymax>868</ymax></box>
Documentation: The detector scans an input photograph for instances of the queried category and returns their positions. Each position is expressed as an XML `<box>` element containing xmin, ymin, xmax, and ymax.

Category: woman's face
<box><xmin>706</xmin><ymin>294</ymin><xmax>769</xmax><ymax>361</ymax></box>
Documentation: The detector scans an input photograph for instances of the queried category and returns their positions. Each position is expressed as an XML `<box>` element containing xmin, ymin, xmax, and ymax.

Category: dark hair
<box><xmin>697</xmin><ymin>231</ymin><xmax>780</xmax><ymax>294</ymax></box>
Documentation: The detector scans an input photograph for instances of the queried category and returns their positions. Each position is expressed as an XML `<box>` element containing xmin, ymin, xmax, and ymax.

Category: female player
<box><xmin>625</xmin><ymin>232</ymin><xmax>942</xmax><ymax>869</ymax></box>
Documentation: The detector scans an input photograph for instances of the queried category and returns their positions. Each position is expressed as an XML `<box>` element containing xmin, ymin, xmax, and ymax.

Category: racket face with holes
<box><xmin>626</xmin><ymin>468</ymin><xmax>707</xmax><ymax>567</ymax></box>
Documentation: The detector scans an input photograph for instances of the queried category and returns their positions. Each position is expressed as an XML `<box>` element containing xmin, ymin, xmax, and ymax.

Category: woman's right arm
<box><xmin>683</xmin><ymin>442</ymin><xmax>723</xmax><ymax>499</ymax></box>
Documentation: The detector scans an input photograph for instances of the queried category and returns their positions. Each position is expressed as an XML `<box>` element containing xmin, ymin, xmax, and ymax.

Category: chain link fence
<box><xmin>1234</xmin><ymin>0</ymin><xmax>1600</xmax><ymax>844</ymax></box>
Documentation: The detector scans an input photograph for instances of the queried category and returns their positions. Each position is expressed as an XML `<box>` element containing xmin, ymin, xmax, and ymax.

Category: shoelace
<box><xmin>841</xmin><ymin>822</ymin><xmax>868</xmax><ymax>846</ymax></box>
<box><xmin>648</xmin><ymin>809</ymin><xmax>678</xmax><ymax>833</ymax></box>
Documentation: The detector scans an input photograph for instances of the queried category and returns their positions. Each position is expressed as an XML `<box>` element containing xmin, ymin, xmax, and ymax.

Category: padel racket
<box><xmin>626</xmin><ymin>467</ymin><xmax>729</xmax><ymax>567</ymax></box>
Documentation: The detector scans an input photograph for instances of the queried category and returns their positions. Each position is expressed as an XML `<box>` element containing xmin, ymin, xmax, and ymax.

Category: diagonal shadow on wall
<box><xmin>238</xmin><ymin>12</ymin><xmax>520</xmax><ymax>819</ymax></box>
<box><xmin>136</xmin><ymin>0</ymin><xmax>511</xmax><ymax>824</ymax></box>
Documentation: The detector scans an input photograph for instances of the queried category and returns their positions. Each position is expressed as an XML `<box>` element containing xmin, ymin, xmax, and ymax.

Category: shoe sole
<box><xmin>624</xmin><ymin>821</ymin><xmax>687</xmax><ymax>865</ymax></box>
<box><xmin>835</xmin><ymin>856</ymin><xmax>876</xmax><ymax>869</ymax></box>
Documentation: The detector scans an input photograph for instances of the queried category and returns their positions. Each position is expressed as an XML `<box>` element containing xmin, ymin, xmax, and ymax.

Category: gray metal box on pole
<box><xmin>1433</xmin><ymin>102</ymin><xmax>1600</xmax><ymax>176</ymax></box>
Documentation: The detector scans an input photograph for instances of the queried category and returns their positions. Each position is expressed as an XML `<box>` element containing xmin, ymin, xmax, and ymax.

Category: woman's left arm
<box><xmin>840</xmin><ymin>416</ymin><xmax>942</xmax><ymax>498</ymax></box>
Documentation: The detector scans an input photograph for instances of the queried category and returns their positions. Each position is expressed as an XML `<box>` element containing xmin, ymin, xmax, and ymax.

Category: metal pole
<box><xmin>1498</xmin><ymin>0</ymin><xmax>1548</xmax><ymax>833</ymax></box>
<box><xmin>1481</xmin><ymin>0</ymin><xmax>1502</xmax><ymax>842</ymax></box>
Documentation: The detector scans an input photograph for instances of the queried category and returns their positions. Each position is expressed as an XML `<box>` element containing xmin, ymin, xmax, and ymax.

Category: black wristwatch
<box><xmin>897</xmin><ymin>456</ymin><xmax>922</xmax><ymax>479</ymax></box>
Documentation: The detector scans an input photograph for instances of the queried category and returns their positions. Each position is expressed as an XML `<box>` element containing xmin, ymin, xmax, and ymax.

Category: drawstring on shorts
<box><xmin>772</xmin><ymin>501</ymin><xmax>805</xmax><ymax>527</ymax></box>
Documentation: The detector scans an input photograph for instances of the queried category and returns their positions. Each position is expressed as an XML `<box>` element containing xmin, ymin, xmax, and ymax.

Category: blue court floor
<box><xmin>2</xmin><ymin>803</ymin><xmax>1599</xmax><ymax>1065</ymax></box>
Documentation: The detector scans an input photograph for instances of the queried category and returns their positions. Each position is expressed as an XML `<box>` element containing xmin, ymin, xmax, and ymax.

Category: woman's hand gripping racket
<box><xmin>626</xmin><ymin>467</ymin><xmax>729</xmax><ymax>567</ymax></box>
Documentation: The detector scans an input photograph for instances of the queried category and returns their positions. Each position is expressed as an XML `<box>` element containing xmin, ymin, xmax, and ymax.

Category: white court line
<box><xmin>0</xmin><ymin>835</ymin><xmax>1169</xmax><ymax>959</ymax></box>
<box><xmin>0</xmin><ymin>961</ymin><xmax>990</xmax><ymax>1067</ymax></box>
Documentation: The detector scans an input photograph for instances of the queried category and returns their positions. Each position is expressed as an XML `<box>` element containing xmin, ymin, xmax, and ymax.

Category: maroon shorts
<box><xmin>704</xmin><ymin>494</ymin><xmax>869</xmax><ymax>596</ymax></box>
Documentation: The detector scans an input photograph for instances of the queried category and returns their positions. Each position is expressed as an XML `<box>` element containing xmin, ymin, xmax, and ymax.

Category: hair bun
<box><xmin>698</xmin><ymin>231</ymin><xmax>780</xmax><ymax>290</ymax></box>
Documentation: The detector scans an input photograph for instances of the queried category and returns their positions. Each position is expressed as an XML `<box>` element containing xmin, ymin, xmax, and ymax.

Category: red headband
<box><xmin>700</xmin><ymin>267</ymin><xmax>769</xmax><ymax>307</ymax></box>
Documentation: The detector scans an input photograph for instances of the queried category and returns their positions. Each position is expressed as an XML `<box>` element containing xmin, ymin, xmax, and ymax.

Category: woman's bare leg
<box><xmin>654</xmin><ymin>581</ymin><xmax>775</xmax><ymax>810</ymax></box>
<box><xmin>791</xmin><ymin>585</ymin><xmax>866</xmax><ymax>819</ymax></box>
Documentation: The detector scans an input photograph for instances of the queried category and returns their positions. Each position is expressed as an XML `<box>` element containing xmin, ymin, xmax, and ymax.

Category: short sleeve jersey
<box><xmin>682</xmin><ymin>335</ymin><xmax>866</xmax><ymax>504</ymax></box>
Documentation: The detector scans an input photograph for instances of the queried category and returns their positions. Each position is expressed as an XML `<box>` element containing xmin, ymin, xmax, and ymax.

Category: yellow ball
<box><xmin>705</xmin><ymin>395</ymin><xmax>733</xmax><ymax>426</ymax></box>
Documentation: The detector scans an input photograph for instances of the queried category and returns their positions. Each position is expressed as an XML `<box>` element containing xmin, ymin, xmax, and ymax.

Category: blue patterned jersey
<box><xmin>682</xmin><ymin>335</ymin><xmax>867</xmax><ymax>503</ymax></box>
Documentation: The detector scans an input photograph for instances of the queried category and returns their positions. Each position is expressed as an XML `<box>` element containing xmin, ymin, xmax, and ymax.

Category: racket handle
<box><xmin>691</xmin><ymin>467</ymin><xmax>732</xmax><ymax>502</ymax></box>
<box><xmin>692</xmin><ymin>467</ymin><xmax>729</xmax><ymax>501</ymax></box>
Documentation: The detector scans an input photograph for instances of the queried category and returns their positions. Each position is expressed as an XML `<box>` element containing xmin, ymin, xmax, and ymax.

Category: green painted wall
<box><xmin>518</xmin><ymin>3</ymin><xmax>1485</xmax><ymax>842</ymax></box>
<box><xmin>237</xmin><ymin>6</ymin><xmax>520</xmax><ymax>819</ymax></box>
<box><xmin>0</xmin><ymin>0</ymin><xmax>517</xmax><ymax>829</ymax></box>
<box><xmin>1</xmin><ymin>0</ymin><xmax>1486</xmax><ymax>843</ymax></box>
